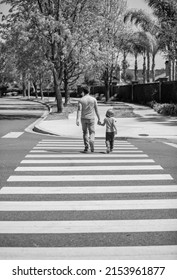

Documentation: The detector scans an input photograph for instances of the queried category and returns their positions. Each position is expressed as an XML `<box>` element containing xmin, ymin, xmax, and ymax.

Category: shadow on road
<box><xmin>0</xmin><ymin>114</ymin><xmax>42</xmax><ymax>120</ymax></box>
<box><xmin>135</xmin><ymin>115</ymin><xmax>177</xmax><ymax>126</ymax></box>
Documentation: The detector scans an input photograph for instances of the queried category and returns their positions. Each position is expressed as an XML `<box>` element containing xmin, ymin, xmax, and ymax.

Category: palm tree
<box><xmin>118</xmin><ymin>33</ymin><xmax>132</xmax><ymax>82</ymax></box>
<box><xmin>119</xmin><ymin>31</ymin><xmax>151</xmax><ymax>83</ymax></box>
<box><xmin>124</xmin><ymin>9</ymin><xmax>161</xmax><ymax>82</ymax></box>
<box><xmin>145</xmin><ymin>0</ymin><xmax>177</xmax><ymax>80</ymax></box>
<box><xmin>129</xmin><ymin>32</ymin><xmax>149</xmax><ymax>82</ymax></box>
<box><xmin>138</xmin><ymin>32</ymin><xmax>153</xmax><ymax>83</ymax></box>
<box><xmin>151</xmin><ymin>37</ymin><xmax>163</xmax><ymax>81</ymax></box>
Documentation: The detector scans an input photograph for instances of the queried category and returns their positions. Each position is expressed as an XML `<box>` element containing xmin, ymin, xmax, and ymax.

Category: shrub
<box><xmin>152</xmin><ymin>102</ymin><xmax>177</xmax><ymax>116</ymax></box>
<box><xmin>147</xmin><ymin>100</ymin><xmax>156</xmax><ymax>108</ymax></box>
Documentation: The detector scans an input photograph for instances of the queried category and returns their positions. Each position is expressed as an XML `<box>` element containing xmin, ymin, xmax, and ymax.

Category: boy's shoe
<box><xmin>110</xmin><ymin>149</ymin><xmax>113</xmax><ymax>152</ymax></box>
<box><xmin>106</xmin><ymin>147</ymin><xmax>110</xmax><ymax>153</ymax></box>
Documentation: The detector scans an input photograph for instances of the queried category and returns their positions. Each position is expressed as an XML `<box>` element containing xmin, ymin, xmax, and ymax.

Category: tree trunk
<box><xmin>27</xmin><ymin>77</ymin><xmax>31</xmax><ymax>99</ymax></box>
<box><xmin>22</xmin><ymin>72</ymin><xmax>27</xmax><ymax>97</ymax></box>
<box><xmin>168</xmin><ymin>59</ymin><xmax>172</xmax><ymax>81</ymax></box>
<box><xmin>152</xmin><ymin>54</ymin><xmax>156</xmax><ymax>82</ymax></box>
<box><xmin>147</xmin><ymin>52</ymin><xmax>150</xmax><ymax>83</ymax></box>
<box><xmin>64</xmin><ymin>66</ymin><xmax>70</xmax><ymax>106</ymax></box>
<box><xmin>172</xmin><ymin>59</ymin><xmax>175</xmax><ymax>81</ymax></box>
<box><xmin>122</xmin><ymin>51</ymin><xmax>127</xmax><ymax>82</ymax></box>
<box><xmin>167</xmin><ymin>47</ymin><xmax>172</xmax><ymax>81</ymax></box>
<box><xmin>53</xmin><ymin>67</ymin><xmax>63</xmax><ymax>112</ymax></box>
<box><xmin>134</xmin><ymin>53</ymin><xmax>138</xmax><ymax>81</ymax></box>
<box><xmin>104</xmin><ymin>68</ymin><xmax>110</xmax><ymax>102</ymax></box>
<box><xmin>175</xmin><ymin>49</ymin><xmax>177</xmax><ymax>80</ymax></box>
<box><xmin>105</xmin><ymin>83</ymin><xmax>110</xmax><ymax>102</ymax></box>
<box><xmin>39</xmin><ymin>77</ymin><xmax>44</xmax><ymax>100</ymax></box>
<box><xmin>33</xmin><ymin>82</ymin><xmax>38</xmax><ymax>98</ymax></box>
<box><xmin>142</xmin><ymin>52</ymin><xmax>146</xmax><ymax>84</ymax></box>
<box><xmin>38</xmin><ymin>73</ymin><xmax>44</xmax><ymax>99</ymax></box>
<box><xmin>171</xmin><ymin>45</ymin><xmax>176</xmax><ymax>81</ymax></box>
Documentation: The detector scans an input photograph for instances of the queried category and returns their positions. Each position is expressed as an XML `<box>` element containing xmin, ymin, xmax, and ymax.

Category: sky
<box><xmin>127</xmin><ymin>0</ymin><xmax>152</xmax><ymax>12</ymax></box>
<box><xmin>0</xmin><ymin>3</ymin><xmax>10</xmax><ymax>15</ymax></box>
<box><xmin>0</xmin><ymin>0</ymin><xmax>165</xmax><ymax>69</ymax></box>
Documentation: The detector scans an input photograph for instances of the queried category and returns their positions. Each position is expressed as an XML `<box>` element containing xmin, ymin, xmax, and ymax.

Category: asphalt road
<box><xmin>0</xmin><ymin>97</ymin><xmax>47</xmax><ymax>187</ymax></box>
<box><xmin>0</xmin><ymin>97</ymin><xmax>177</xmax><ymax>260</ymax></box>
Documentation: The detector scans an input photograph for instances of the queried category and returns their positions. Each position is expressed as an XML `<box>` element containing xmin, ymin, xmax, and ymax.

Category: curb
<box><xmin>25</xmin><ymin>98</ymin><xmax>53</xmax><ymax>113</ymax></box>
<box><xmin>23</xmin><ymin>98</ymin><xmax>54</xmax><ymax>135</ymax></box>
<box><xmin>24</xmin><ymin>97</ymin><xmax>177</xmax><ymax>141</ymax></box>
<box><xmin>33</xmin><ymin>125</ymin><xmax>59</xmax><ymax>136</ymax></box>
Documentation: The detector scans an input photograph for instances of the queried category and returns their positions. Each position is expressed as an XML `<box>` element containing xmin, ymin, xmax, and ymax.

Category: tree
<box><xmin>0</xmin><ymin>0</ymin><xmax>52</xmax><ymax>97</ymax></box>
<box><xmin>124</xmin><ymin>9</ymin><xmax>161</xmax><ymax>82</ymax></box>
<box><xmin>0</xmin><ymin>0</ymin><xmax>99</xmax><ymax>111</ymax></box>
<box><xmin>145</xmin><ymin>0</ymin><xmax>177</xmax><ymax>80</ymax></box>
<box><xmin>81</xmin><ymin>0</ymin><xmax>127</xmax><ymax>101</ymax></box>
<box><xmin>122</xmin><ymin>69</ymin><xmax>134</xmax><ymax>83</ymax></box>
<box><xmin>0</xmin><ymin>41</ymin><xmax>18</xmax><ymax>85</ymax></box>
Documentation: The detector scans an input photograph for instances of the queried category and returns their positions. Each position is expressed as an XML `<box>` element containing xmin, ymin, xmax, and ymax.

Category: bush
<box><xmin>152</xmin><ymin>102</ymin><xmax>177</xmax><ymax>116</ymax></box>
<box><xmin>147</xmin><ymin>100</ymin><xmax>156</xmax><ymax>108</ymax></box>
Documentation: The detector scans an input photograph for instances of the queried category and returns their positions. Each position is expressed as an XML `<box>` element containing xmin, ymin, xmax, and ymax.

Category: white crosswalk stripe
<box><xmin>25</xmin><ymin>153</ymin><xmax>149</xmax><ymax>158</ymax></box>
<box><xmin>0</xmin><ymin>199</ymin><xmax>177</xmax><ymax>211</ymax></box>
<box><xmin>163</xmin><ymin>142</ymin><xmax>177</xmax><ymax>149</ymax></box>
<box><xmin>21</xmin><ymin>159</ymin><xmax>154</xmax><ymax>163</ymax></box>
<box><xmin>15</xmin><ymin>165</ymin><xmax>163</xmax><ymax>171</ymax></box>
<box><xmin>36</xmin><ymin>144</ymin><xmax>135</xmax><ymax>147</ymax></box>
<box><xmin>8</xmin><ymin>174</ymin><xmax>173</xmax><ymax>182</ymax></box>
<box><xmin>1</xmin><ymin>246</ymin><xmax>177</xmax><ymax>260</ymax></box>
<box><xmin>0</xmin><ymin>138</ymin><xmax>177</xmax><ymax>260</ymax></box>
<box><xmin>29</xmin><ymin>149</ymin><xmax>143</xmax><ymax>153</ymax></box>
<box><xmin>1</xmin><ymin>185</ymin><xmax>177</xmax><ymax>194</ymax></box>
<box><xmin>1</xmin><ymin>132</ymin><xmax>24</xmax><ymax>138</ymax></box>
<box><xmin>0</xmin><ymin>219</ymin><xmax>177</xmax><ymax>233</ymax></box>
<box><xmin>33</xmin><ymin>146</ymin><xmax>139</xmax><ymax>150</ymax></box>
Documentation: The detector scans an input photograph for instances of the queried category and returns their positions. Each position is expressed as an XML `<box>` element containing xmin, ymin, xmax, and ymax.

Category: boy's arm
<box><xmin>113</xmin><ymin>119</ymin><xmax>117</xmax><ymax>133</ymax></box>
<box><xmin>76</xmin><ymin>102</ymin><xmax>81</xmax><ymax>126</ymax></box>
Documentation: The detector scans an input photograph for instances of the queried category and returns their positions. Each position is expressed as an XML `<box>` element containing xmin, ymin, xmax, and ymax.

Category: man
<box><xmin>76</xmin><ymin>87</ymin><xmax>101</xmax><ymax>152</ymax></box>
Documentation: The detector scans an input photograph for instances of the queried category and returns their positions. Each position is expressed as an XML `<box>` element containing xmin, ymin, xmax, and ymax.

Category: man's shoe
<box><xmin>90</xmin><ymin>141</ymin><xmax>94</xmax><ymax>153</ymax></box>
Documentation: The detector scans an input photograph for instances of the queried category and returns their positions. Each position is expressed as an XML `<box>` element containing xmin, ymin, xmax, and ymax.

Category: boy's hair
<box><xmin>81</xmin><ymin>86</ymin><xmax>89</xmax><ymax>95</ymax></box>
<box><xmin>106</xmin><ymin>109</ymin><xmax>114</xmax><ymax>118</ymax></box>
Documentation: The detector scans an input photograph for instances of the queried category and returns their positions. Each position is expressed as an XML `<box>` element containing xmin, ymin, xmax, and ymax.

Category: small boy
<box><xmin>99</xmin><ymin>109</ymin><xmax>117</xmax><ymax>153</ymax></box>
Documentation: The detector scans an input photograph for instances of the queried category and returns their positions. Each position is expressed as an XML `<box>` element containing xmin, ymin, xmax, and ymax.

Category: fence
<box><xmin>161</xmin><ymin>81</ymin><xmax>177</xmax><ymax>103</ymax></box>
<box><xmin>89</xmin><ymin>81</ymin><xmax>177</xmax><ymax>104</ymax></box>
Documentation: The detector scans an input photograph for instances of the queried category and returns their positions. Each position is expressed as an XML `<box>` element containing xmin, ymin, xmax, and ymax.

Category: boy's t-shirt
<box><xmin>104</xmin><ymin>117</ymin><xmax>116</xmax><ymax>132</ymax></box>
<box><xmin>78</xmin><ymin>95</ymin><xmax>97</xmax><ymax>119</ymax></box>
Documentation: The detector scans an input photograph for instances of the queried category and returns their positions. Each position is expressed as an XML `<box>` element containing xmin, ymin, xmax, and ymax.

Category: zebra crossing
<box><xmin>0</xmin><ymin>138</ymin><xmax>177</xmax><ymax>260</ymax></box>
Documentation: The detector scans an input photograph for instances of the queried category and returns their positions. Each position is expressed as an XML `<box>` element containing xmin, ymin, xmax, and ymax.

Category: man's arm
<box><xmin>76</xmin><ymin>102</ymin><xmax>81</xmax><ymax>126</ymax></box>
<box><xmin>99</xmin><ymin>119</ymin><xmax>106</xmax><ymax>126</ymax></box>
<box><xmin>94</xmin><ymin>101</ymin><xmax>101</xmax><ymax>124</ymax></box>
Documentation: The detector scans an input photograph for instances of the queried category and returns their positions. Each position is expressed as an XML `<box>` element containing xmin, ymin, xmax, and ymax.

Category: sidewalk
<box><xmin>34</xmin><ymin>99</ymin><xmax>177</xmax><ymax>140</ymax></box>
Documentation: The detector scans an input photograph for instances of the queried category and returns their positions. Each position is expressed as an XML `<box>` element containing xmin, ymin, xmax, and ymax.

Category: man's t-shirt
<box><xmin>78</xmin><ymin>94</ymin><xmax>97</xmax><ymax>119</ymax></box>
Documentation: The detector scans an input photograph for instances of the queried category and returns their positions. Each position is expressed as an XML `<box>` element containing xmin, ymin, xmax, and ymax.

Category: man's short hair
<box><xmin>81</xmin><ymin>86</ymin><xmax>89</xmax><ymax>94</ymax></box>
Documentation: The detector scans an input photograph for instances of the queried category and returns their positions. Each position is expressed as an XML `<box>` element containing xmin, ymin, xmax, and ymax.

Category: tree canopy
<box><xmin>0</xmin><ymin>0</ymin><xmax>176</xmax><ymax>108</ymax></box>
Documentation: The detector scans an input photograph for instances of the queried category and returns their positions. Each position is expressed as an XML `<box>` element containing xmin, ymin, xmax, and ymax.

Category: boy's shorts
<box><xmin>106</xmin><ymin>132</ymin><xmax>115</xmax><ymax>142</ymax></box>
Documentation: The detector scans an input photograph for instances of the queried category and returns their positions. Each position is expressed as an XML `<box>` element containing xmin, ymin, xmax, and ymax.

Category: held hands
<box><xmin>76</xmin><ymin>120</ymin><xmax>80</xmax><ymax>126</ymax></box>
<box><xmin>97</xmin><ymin>120</ymin><xmax>102</xmax><ymax>125</ymax></box>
